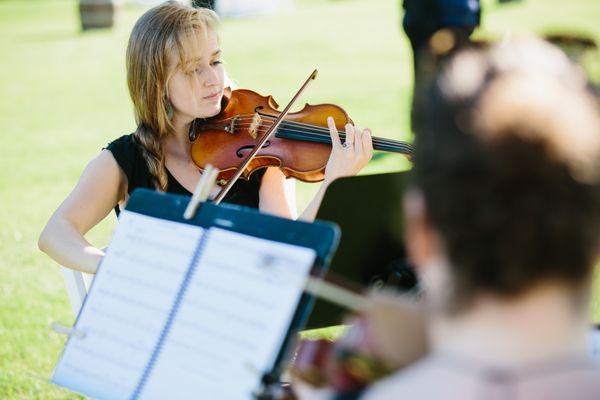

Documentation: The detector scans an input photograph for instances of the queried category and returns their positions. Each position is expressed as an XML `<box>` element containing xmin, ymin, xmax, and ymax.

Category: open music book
<box><xmin>52</xmin><ymin>189</ymin><xmax>339</xmax><ymax>400</ymax></box>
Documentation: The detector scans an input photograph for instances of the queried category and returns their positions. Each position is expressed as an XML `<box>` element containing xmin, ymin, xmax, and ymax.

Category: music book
<box><xmin>591</xmin><ymin>326</ymin><xmax>600</xmax><ymax>363</ymax></box>
<box><xmin>52</xmin><ymin>189</ymin><xmax>339</xmax><ymax>400</ymax></box>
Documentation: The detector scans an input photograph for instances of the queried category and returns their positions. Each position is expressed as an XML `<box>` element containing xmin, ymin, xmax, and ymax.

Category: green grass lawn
<box><xmin>1</xmin><ymin>0</ymin><xmax>599</xmax><ymax>398</ymax></box>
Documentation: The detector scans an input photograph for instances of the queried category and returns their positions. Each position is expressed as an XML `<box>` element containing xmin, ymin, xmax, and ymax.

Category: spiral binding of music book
<box><xmin>130</xmin><ymin>230</ymin><xmax>211</xmax><ymax>399</ymax></box>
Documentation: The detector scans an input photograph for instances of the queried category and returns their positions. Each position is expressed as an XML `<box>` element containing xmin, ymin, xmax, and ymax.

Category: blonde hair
<box><xmin>126</xmin><ymin>1</ymin><xmax>218</xmax><ymax>191</ymax></box>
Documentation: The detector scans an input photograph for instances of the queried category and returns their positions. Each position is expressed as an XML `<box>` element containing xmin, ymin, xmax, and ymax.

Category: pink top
<box><xmin>363</xmin><ymin>353</ymin><xmax>600</xmax><ymax>400</ymax></box>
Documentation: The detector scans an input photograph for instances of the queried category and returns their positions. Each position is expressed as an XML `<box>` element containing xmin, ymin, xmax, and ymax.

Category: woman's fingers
<box><xmin>327</xmin><ymin>116</ymin><xmax>342</xmax><ymax>149</ymax></box>
<box><xmin>345</xmin><ymin>123</ymin><xmax>355</xmax><ymax>149</ymax></box>
<box><xmin>363</xmin><ymin>128</ymin><xmax>374</xmax><ymax>160</ymax></box>
<box><xmin>354</xmin><ymin>126</ymin><xmax>365</xmax><ymax>156</ymax></box>
<box><xmin>322</xmin><ymin>121</ymin><xmax>375</xmax><ymax>183</ymax></box>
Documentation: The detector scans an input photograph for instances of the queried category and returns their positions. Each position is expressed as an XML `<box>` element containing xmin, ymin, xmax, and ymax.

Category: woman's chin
<box><xmin>199</xmin><ymin>104</ymin><xmax>222</xmax><ymax>119</ymax></box>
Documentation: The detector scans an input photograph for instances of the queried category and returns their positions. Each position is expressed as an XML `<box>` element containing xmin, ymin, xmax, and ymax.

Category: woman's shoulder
<box><xmin>105</xmin><ymin>133</ymin><xmax>142</xmax><ymax>156</ymax></box>
<box><xmin>104</xmin><ymin>133</ymin><xmax>147</xmax><ymax>163</ymax></box>
<box><xmin>103</xmin><ymin>133</ymin><xmax>151</xmax><ymax>189</ymax></box>
<box><xmin>361</xmin><ymin>356</ymin><xmax>460</xmax><ymax>400</ymax></box>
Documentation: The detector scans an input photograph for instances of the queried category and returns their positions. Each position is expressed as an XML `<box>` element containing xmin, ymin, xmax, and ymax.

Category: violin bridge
<box><xmin>225</xmin><ymin>116</ymin><xmax>239</xmax><ymax>134</ymax></box>
<box><xmin>248</xmin><ymin>113</ymin><xmax>262</xmax><ymax>140</ymax></box>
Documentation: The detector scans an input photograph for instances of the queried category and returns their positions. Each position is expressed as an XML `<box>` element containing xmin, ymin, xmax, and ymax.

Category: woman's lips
<box><xmin>203</xmin><ymin>92</ymin><xmax>221</xmax><ymax>101</ymax></box>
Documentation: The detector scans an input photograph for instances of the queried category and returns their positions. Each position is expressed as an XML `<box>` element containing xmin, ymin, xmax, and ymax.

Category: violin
<box><xmin>188</xmin><ymin>88</ymin><xmax>414</xmax><ymax>187</ymax></box>
<box><xmin>290</xmin><ymin>294</ymin><xmax>428</xmax><ymax>396</ymax></box>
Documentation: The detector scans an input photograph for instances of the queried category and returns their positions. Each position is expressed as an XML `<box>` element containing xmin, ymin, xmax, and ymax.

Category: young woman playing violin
<box><xmin>38</xmin><ymin>1</ymin><xmax>373</xmax><ymax>274</ymax></box>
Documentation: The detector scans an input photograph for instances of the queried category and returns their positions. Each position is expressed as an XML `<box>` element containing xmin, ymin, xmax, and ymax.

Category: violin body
<box><xmin>190</xmin><ymin>89</ymin><xmax>352</xmax><ymax>184</ymax></box>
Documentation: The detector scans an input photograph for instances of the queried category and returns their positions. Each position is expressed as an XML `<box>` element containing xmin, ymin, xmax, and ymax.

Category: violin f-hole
<box><xmin>236</xmin><ymin>141</ymin><xmax>271</xmax><ymax>158</ymax></box>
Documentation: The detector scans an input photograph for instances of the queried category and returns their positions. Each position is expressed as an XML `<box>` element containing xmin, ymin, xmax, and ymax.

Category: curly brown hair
<box><xmin>411</xmin><ymin>38</ymin><xmax>600</xmax><ymax>311</ymax></box>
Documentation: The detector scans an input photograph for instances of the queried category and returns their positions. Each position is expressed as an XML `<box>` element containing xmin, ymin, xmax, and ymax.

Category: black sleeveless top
<box><xmin>105</xmin><ymin>134</ymin><xmax>265</xmax><ymax>215</ymax></box>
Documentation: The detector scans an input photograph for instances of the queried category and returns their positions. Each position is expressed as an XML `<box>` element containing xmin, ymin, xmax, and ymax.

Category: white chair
<box><xmin>60</xmin><ymin>266</ymin><xmax>94</xmax><ymax>317</ymax></box>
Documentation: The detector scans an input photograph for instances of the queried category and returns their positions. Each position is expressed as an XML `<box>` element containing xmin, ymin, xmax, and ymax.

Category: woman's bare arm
<box><xmin>38</xmin><ymin>150</ymin><xmax>126</xmax><ymax>274</ymax></box>
<box><xmin>259</xmin><ymin>167</ymin><xmax>298</xmax><ymax>219</ymax></box>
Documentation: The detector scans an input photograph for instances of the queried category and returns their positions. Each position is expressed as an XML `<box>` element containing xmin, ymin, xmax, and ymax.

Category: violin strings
<box><xmin>195</xmin><ymin>114</ymin><xmax>413</xmax><ymax>153</ymax></box>
<box><xmin>200</xmin><ymin>113</ymin><xmax>399</xmax><ymax>145</ymax></box>
<box><xmin>236</xmin><ymin>119</ymin><xmax>410</xmax><ymax>149</ymax></box>
<box><xmin>234</xmin><ymin>115</ymin><xmax>388</xmax><ymax>140</ymax></box>
<box><xmin>232</xmin><ymin>119</ymin><xmax>411</xmax><ymax>149</ymax></box>
<box><xmin>275</xmin><ymin>128</ymin><xmax>413</xmax><ymax>152</ymax></box>
<box><xmin>233</xmin><ymin>121</ymin><xmax>413</xmax><ymax>153</ymax></box>
<box><xmin>208</xmin><ymin>114</ymin><xmax>391</xmax><ymax>143</ymax></box>
<box><xmin>232</xmin><ymin>125</ymin><xmax>412</xmax><ymax>153</ymax></box>
<box><xmin>205</xmin><ymin>120</ymin><xmax>413</xmax><ymax>154</ymax></box>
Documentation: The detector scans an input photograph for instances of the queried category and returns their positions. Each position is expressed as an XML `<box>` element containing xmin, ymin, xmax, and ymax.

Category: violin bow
<box><xmin>213</xmin><ymin>69</ymin><xmax>318</xmax><ymax>205</ymax></box>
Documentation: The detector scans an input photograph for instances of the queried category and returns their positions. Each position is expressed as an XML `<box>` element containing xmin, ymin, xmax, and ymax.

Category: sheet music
<box><xmin>591</xmin><ymin>328</ymin><xmax>600</xmax><ymax>363</ymax></box>
<box><xmin>52</xmin><ymin>210</ymin><xmax>204</xmax><ymax>400</ymax></box>
<box><xmin>53</xmin><ymin>209</ymin><xmax>318</xmax><ymax>400</ymax></box>
<box><xmin>139</xmin><ymin>228</ymin><xmax>316</xmax><ymax>400</ymax></box>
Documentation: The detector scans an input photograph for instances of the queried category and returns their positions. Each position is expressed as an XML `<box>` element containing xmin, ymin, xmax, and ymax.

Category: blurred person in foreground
<box><xmin>362</xmin><ymin>37</ymin><xmax>600</xmax><ymax>399</ymax></box>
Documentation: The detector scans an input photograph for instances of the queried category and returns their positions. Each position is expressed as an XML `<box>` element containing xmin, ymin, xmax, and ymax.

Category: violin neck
<box><xmin>274</xmin><ymin>122</ymin><xmax>413</xmax><ymax>155</ymax></box>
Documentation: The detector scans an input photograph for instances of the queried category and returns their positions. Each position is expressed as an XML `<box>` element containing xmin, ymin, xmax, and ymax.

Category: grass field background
<box><xmin>1</xmin><ymin>0</ymin><xmax>599</xmax><ymax>398</ymax></box>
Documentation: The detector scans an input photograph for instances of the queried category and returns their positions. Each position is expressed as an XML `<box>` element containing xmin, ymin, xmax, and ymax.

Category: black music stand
<box><xmin>306</xmin><ymin>171</ymin><xmax>419</xmax><ymax>328</ymax></box>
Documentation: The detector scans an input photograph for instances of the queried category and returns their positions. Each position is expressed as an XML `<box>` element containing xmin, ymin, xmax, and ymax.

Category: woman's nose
<box><xmin>202</xmin><ymin>66</ymin><xmax>220</xmax><ymax>87</ymax></box>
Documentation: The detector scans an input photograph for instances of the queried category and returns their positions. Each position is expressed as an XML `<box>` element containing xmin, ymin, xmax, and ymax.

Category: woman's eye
<box><xmin>186</xmin><ymin>60</ymin><xmax>221</xmax><ymax>75</ymax></box>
